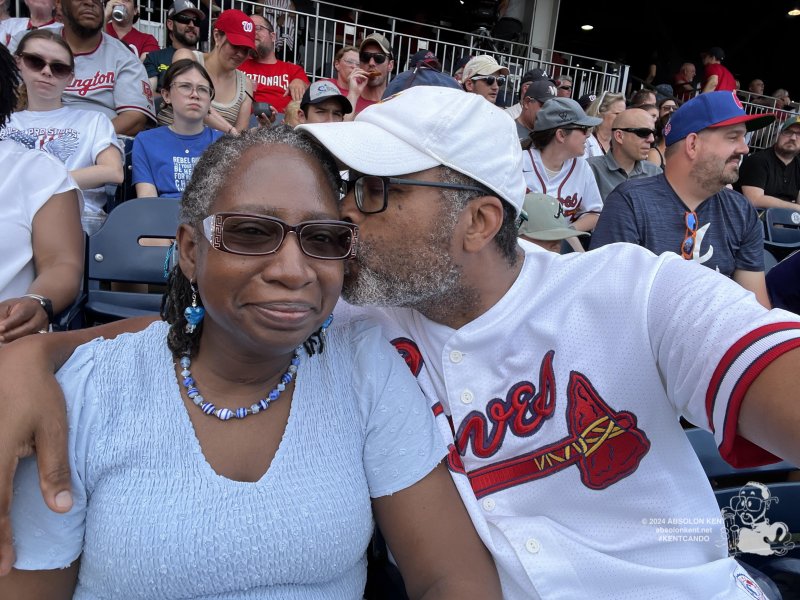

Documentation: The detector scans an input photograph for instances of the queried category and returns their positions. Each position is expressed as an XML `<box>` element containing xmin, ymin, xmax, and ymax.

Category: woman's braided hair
<box><xmin>160</xmin><ymin>125</ymin><xmax>343</xmax><ymax>358</ymax></box>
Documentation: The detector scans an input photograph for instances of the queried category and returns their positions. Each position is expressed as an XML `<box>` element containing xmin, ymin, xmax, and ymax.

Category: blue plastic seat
<box><xmin>84</xmin><ymin>196</ymin><xmax>179</xmax><ymax>324</ymax></box>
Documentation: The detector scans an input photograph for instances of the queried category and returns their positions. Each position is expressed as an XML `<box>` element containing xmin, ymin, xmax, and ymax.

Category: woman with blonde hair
<box><xmin>583</xmin><ymin>90</ymin><xmax>625</xmax><ymax>158</ymax></box>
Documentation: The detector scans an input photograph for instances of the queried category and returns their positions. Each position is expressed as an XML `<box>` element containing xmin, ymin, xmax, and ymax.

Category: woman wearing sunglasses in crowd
<box><xmin>583</xmin><ymin>91</ymin><xmax>625</xmax><ymax>158</ymax></box>
<box><xmin>0</xmin><ymin>44</ymin><xmax>83</xmax><ymax>344</ymax></box>
<box><xmin>132</xmin><ymin>60</ymin><xmax>222</xmax><ymax>198</ymax></box>
<box><xmin>0</xmin><ymin>126</ymin><xmax>502</xmax><ymax>599</ymax></box>
<box><xmin>4</xmin><ymin>29</ymin><xmax>123</xmax><ymax>234</ymax></box>
<box><xmin>159</xmin><ymin>9</ymin><xmax>254</xmax><ymax>135</ymax></box>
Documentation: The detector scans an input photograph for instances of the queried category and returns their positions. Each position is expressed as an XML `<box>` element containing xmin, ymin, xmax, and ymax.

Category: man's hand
<box><xmin>0</xmin><ymin>337</ymin><xmax>71</xmax><ymax>576</ymax></box>
<box><xmin>347</xmin><ymin>68</ymin><xmax>370</xmax><ymax>97</ymax></box>
<box><xmin>0</xmin><ymin>298</ymin><xmax>48</xmax><ymax>344</ymax></box>
<box><xmin>285</xmin><ymin>78</ymin><xmax>307</xmax><ymax>102</ymax></box>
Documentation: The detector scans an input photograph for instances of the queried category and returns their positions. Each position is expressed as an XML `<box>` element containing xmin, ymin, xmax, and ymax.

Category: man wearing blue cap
<box><xmin>592</xmin><ymin>91</ymin><xmax>775</xmax><ymax>308</ymax></box>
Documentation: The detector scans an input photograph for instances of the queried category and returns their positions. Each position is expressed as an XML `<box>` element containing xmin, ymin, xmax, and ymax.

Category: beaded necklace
<box><xmin>179</xmin><ymin>348</ymin><xmax>301</xmax><ymax>421</ymax></box>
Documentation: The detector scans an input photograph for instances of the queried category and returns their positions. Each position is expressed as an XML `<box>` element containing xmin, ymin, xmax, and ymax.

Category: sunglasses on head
<box><xmin>471</xmin><ymin>75</ymin><xmax>506</xmax><ymax>86</ymax></box>
<box><xmin>172</xmin><ymin>13</ymin><xmax>199</xmax><ymax>25</ymax></box>
<box><xmin>360</xmin><ymin>51</ymin><xmax>388</xmax><ymax>64</ymax></box>
<box><xmin>613</xmin><ymin>127</ymin><xmax>656</xmax><ymax>138</ymax></box>
<box><xmin>17</xmin><ymin>52</ymin><xmax>72</xmax><ymax>79</ymax></box>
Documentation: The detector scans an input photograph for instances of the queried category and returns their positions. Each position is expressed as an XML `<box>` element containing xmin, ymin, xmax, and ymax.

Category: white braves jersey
<box><xmin>338</xmin><ymin>242</ymin><xmax>800</xmax><ymax>599</ymax></box>
<box><xmin>523</xmin><ymin>147</ymin><xmax>603</xmax><ymax>223</ymax></box>
<box><xmin>10</xmin><ymin>24</ymin><xmax>155</xmax><ymax>123</ymax></box>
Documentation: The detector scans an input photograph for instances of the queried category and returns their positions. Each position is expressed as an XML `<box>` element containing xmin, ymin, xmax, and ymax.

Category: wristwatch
<box><xmin>23</xmin><ymin>293</ymin><xmax>54</xmax><ymax>324</ymax></box>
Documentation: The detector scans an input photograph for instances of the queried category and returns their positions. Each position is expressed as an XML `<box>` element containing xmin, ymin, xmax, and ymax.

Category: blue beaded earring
<box><xmin>184</xmin><ymin>281</ymin><xmax>205</xmax><ymax>334</ymax></box>
<box><xmin>320</xmin><ymin>313</ymin><xmax>333</xmax><ymax>342</ymax></box>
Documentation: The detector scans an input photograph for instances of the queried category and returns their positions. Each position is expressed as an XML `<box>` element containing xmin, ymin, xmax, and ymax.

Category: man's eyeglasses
<box><xmin>17</xmin><ymin>52</ymin><xmax>72</xmax><ymax>78</ymax></box>
<box><xmin>470</xmin><ymin>75</ymin><xmax>506</xmax><ymax>87</ymax></box>
<box><xmin>558</xmin><ymin>85</ymin><xmax>572</xmax><ymax>91</ymax></box>
<box><xmin>172</xmin><ymin>14</ymin><xmax>199</xmax><ymax>25</ymax></box>
<box><xmin>613</xmin><ymin>127</ymin><xmax>656</xmax><ymax>138</ymax></box>
<box><xmin>681</xmin><ymin>211</ymin><xmax>698</xmax><ymax>259</ymax></box>
<box><xmin>254</xmin><ymin>24</ymin><xmax>272</xmax><ymax>33</ymax></box>
<box><xmin>202</xmin><ymin>213</ymin><xmax>359</xmax><ymax>260</ymax></box>
<box><xmin>343</xmin><ymin>175</ymin><xmax>488</xmax><ymax>214</ymax></box>
<box><xmin>170</xmin><ymin>81</ymin><xmax>214</xmax><ymax>99</ymax></box>
<box><xmin>780</xmin><ymin>129</ymin><xmax>800</xmax><ymax>139</ymax></box>
<box><xmin>340</xmin><ymin>58</ymin><xmax>360</xmax><ymax>67</ymax></box>
<box><xmin>360</xmin><ymin>51</ymin><xmax>388</xmax><ymax>65</ymax></box>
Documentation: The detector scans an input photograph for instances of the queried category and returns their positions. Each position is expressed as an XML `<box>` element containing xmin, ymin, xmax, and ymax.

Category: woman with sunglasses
<box><xmin>583</xmin><ymin>91</ymin><xmax>625</xmax><ymax>158</ymax></box>
<box><xmin>0</xmin><ymin>43</ymin><xmax>83</xmax><ymax>343</ymax></box>
<box><xmin>1</xmin><ymin>126</ymin><xmax>502</xmax><ymax>599</ymax></box>
<box><xmin>159</xmin><ymin>9</ymin><xmax>255</xmax><ymax>135</ymax></box>
<box><xmin>5</xmin><ymin>29</ymin><xmax>123</xmax><ymax>233</ymax></box>
<box><xmin>522</xmin><ymin>97</ymin><xmax>604</xmax><ymax>236</ymax></box>
<box><xmin>132</xmin><ymin>59</ymin><xmax>222</xmax><ymax>198</ymax></box>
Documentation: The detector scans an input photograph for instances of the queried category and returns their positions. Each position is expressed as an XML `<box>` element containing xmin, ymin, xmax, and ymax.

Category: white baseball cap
<box><xmin>297</xmin><ymin>86</ymin><xmax>526</xmax><ymax>213</ymax></box>
<box><xmin>462</xmin><ymin>55</ymin><xmax>510</xmax><ymax>81</ymax></box>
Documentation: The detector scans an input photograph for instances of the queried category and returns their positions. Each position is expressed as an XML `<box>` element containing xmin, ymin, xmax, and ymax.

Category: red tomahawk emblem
<box><xmin>467</xmin><ymin>371</ymin><xmax>651</xmax><ymax>498</ymax></box>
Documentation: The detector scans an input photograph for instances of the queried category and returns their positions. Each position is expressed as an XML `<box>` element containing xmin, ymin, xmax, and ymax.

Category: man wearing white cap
<box><xmin>462</xmin><ymin>54</ymin><xmax>508</xmax><ymax>104</ymax></box>
<box><xmin>2</xmin><ymin>86</ymin><xmax>800</xmax><ymax>600</ymax></box>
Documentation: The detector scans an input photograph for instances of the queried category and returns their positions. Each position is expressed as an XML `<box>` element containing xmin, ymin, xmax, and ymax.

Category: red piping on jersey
<box><xmin>62</xmin><ymin>28</ymin><xmax>103</xmax><ymax>56</ymax></box>
<box><xmin>528</xmin><ymin>149</ymin><xmax>577</xmax><ymax>201</ymax></box>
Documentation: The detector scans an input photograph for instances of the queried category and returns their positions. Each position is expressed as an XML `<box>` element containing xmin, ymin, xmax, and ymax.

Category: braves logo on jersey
<box><xmin>391</xmin><ymin>338</ymin><xmax>651</xmax><ymax>497</ymax></box>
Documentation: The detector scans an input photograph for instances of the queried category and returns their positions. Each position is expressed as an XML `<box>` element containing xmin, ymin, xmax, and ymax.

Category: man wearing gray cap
<box><xmin>293</xmin><ymin>79</ymin><xmax>351</xmax><ymax>124</ymax></box>
<box><xmin>345</xmin><ymin>32</ymin><xmax>394</xmax><ymax>118</ymax></box>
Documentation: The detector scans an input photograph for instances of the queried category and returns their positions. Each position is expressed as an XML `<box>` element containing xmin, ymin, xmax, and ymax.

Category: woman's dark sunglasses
<box><xmin>172</xmin><ymin>14</ymin><xmax>200</xmax><ymax>25</ymax></box>
<box><xmin>359</xmin><ymin>51</ymin><xmax>388</xmax><ymax>64</ymax></box>
<box><xmin>17</xmin><ymin>52</ymin><xmax>72</xmax><ymax>79</ymax></box>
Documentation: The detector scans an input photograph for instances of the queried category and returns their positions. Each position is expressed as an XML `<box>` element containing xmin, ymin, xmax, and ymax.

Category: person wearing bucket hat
<box><xmin>519</xmin><ymin>192</ymin><xmax>588</xmax><ymax>252</ymax></box>
<box><xmin>5</xmin><ymin>83</ymin><xmax>800</xmax><ymax>600</ymax></box>
<box><xmin>738</xmin><ymin>114</ymin><xmax>800</xmax><ymax>212</ymax></box>
<box><xmin>170</xmin><ymin>9</ymin><xmax>255</xmax><ymax>134</ymax></box>
<box><xmin>592</xmin><ymin>91</ymin><xmax>775</xmax><ymax>308</ymax></box>
<box><xmin>522</xmin><ymin>97</ymin><xmax>604</xmax><ymax>233</ymax></box>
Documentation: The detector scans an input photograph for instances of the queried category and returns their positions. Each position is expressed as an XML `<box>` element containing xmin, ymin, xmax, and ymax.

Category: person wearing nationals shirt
<box><xmin>8</xmin><ymin>0</ymin><xmax>156</xmax><ymax>135</ymax></box>
<box><xmin>591</xmin><ymin>91</ymin><xmax>775</xmax><ymax>308</ymax></box>
<box><xmin>3</xmin><ymin>86</ymin><xmax>800</xmax><ymax>599</ymax></box>
<box><xmin>103</xmin><ymin>0</ymin><xmax>159</xmax><ymax>59</ymax></box>
<box><xmin>237</xmin><ymin>12</ymin><xmax>307</xmax><ymax>114</ymax></box>
<box><xmin>522</xmin><ymin>97</ymin><xmax>603</xmax><ymax>233</ymax></box>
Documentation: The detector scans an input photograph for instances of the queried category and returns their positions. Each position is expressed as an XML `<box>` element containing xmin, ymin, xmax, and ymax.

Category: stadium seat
<box><xmin>84</xmin><ymin>196</ymin><xmax>179</xmax><ymax>324</ymax></box>
<box><xmin>763</xmin><ymin>208</ymin><xmax>800</xmax><ymax>261</ymax></box>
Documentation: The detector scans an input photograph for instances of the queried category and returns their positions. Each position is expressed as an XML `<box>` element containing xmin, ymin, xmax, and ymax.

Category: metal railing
<box><xmin>135</xmin><ymin>0</ymin><xmax>629</xmax><ymax>100</ymax></box>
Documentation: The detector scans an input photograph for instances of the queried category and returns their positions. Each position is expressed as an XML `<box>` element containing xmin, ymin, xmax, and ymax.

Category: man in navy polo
<box><xmin>591</xmin><ymin>91</ymin><xmax>775</xmax><ymax>308</ymax></box>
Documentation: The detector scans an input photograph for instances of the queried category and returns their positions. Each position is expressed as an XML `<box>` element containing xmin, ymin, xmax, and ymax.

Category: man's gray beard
<box><xmin>340</xmin><ymin>235</ymin><xmax>471</xmax><ymax>322</ymax></box>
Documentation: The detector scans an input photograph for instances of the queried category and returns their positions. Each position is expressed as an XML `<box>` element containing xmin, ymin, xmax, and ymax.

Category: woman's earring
<box><xmin>319</xmin><ymin>313</ymin><xmax>333</xmax><ymax>343</ymax></box>
<box><xmin>184</xmin><ymin>281</ymin><xmax>205</xmax><ymax>334</ymax></box>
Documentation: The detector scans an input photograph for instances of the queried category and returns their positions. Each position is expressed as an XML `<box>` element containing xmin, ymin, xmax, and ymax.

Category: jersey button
<box><xmin>482</xmin><ymin>498</ymin><xmax>496</xmax><ymax>511</ymax></box>
<box><xmin>460</xmin><ymin>390</ymin><xmax>474</xmax><ymax>404</ymax></box>
<box><xmin>449</xmin><ymin>350</ymin><xmax>463</xmax><ymax>363</ymax></box>
<box><xmin>525</xmin><ymin>538</ymin><xmax>541</xmax><ymax>554</ymax></box>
